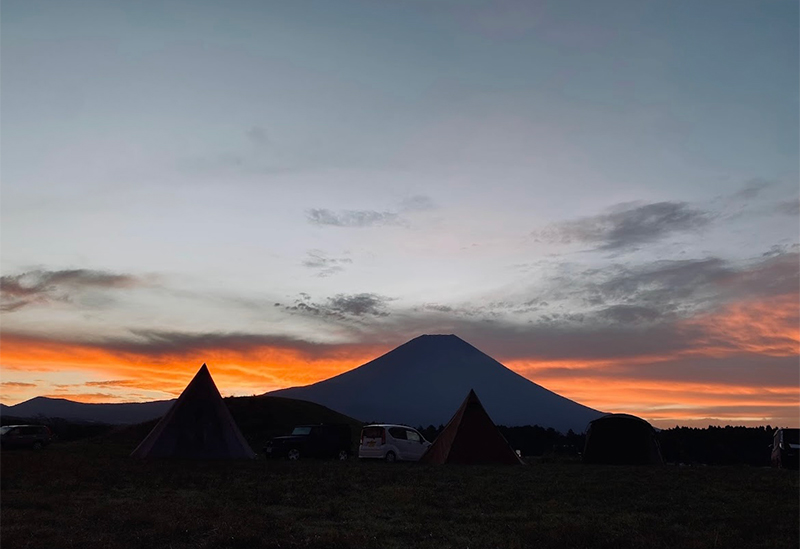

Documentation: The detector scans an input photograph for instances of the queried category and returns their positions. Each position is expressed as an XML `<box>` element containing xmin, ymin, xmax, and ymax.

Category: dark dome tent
<box><xmin>420</xmin><ymin>389</ymin><xmax>523</xmax><ymax>465</ymax></box>
<box><xmin>582</xmin><ymin>413</ymin><xmax>663</xmax><ymax>465</ymax></box>
<box><xmin>131</xmin><ymin>364</ymin><xmax>255</xmax><ymax>459</ymax></box>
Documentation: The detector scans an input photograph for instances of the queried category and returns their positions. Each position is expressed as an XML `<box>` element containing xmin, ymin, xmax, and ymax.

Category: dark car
<box><xmin>771</xmin><ymin>428</ymin><xmax>799</xmax><ymax>469</ymax></box>
<box><xmin>0</xmin><ymin>425</ymin><xmax>53</xmax><ymax>450</ymax></box>
<box><xmin>264</xmin><ymin>424</ymin><xmax>352</xmax><ymax>461</ymax></box>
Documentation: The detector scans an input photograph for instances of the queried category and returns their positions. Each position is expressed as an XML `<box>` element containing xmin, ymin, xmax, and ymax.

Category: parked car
<box><xmin>0</xmin><ymin>425</ymin><xmax>53</xmax><ymax>450</ymax></box>
<box><xmin>771</xmin><ymin>428</ymin><xmax>799</xmax><ymax>469</ymax></box>
<box><xmin>358</xmin><ymin>424</ymin><xmax>430</xmax><ymax>462</ymax></box>
<box><xmin>263</xmin><ymin>424</ymin><xmax>352</xmax><ymax>460</ymax></box>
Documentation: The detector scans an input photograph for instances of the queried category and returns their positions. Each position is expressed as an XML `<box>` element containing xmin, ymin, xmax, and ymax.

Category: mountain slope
<box><xmin>0</xmin><ymin>396</ymin><xmax>174</xmax><ymax>424</ymax></box>
<box><xmin>268</xmin><ymin>334</ymin><xmax>604</xmax><ymax>433</ymax></box>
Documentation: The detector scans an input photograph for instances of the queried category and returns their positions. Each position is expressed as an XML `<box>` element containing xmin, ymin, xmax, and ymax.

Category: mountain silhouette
<box><xmin>268</xmin><ymin>334</ymin><xmax>603</xmax><ymax>433</ymax></box>
<box><xmin>0</xmin><ymin>396</ymin><xmax>174</xmax><ymax>424</ymax></box>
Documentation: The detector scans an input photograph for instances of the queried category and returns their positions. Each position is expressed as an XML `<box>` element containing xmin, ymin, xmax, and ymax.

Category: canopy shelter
<box><xmin>420</xmin><ymin>389</ymin><xmax>523</xmax><ymax>465</ymax></box>
<box><xmin>582</xmin><ymin>413</ymin><xmax>663</xmax><ymax>465</ymax></box>
<box><xmin>131</xmin><ymin>364</ymin><xmax>255</xmax><ymax>459</ymax></box>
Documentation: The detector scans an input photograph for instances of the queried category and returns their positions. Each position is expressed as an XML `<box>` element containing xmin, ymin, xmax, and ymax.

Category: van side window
<box><xmin>388</xmin><ymin>427</ymin><xmax>407</xmax><ymax>440</ymax></box>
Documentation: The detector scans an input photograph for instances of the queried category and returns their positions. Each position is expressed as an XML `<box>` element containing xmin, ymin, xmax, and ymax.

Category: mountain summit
<box><xmin>268</xmin><ymin>334</ymin><xmax>603</xmax><ymax>433</ymax></box>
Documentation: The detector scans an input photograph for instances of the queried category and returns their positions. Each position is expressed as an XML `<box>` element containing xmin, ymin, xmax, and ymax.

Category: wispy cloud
<box><xmin>1</xmin><ymin>269</ymin><xmax>143</xmax><ymax>312</ymax></box>
<box><xmin>306</xmin><ymin>208</ymin><xmax>401</xmax><ymax>228</ymax></box>
<box><xmin>282</xmin><ymin>292</ymin><xmax>392</xmax><ymax>320</ymax></box>
<box><xmin>776</xmin><ymin>198</ymin><xmax>800</xmax><ymax>216</ymax></box>
<box><xmin>400</xmin><ymin>195</ymin><xmax>437</xmax><ymax>212</ymax></box>
<box><xmin>533</xmin><ymin>201</ymin><xmax>712</xmax><ymax>250</ymax></box>
<box><xmin>301</xmin><ymin>250</ymin><xmax>353</xmax><ymax>277</ymax></box>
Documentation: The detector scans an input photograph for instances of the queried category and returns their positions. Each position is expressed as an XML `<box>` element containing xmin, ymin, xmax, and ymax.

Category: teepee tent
<box><xmin>420</xmin><ymin>389</ymin><xmax>523</xmax><ymax>464</ymax></box>
<box><xmin>131</xmin><ymin>364</ymin><xmax>255</xmax><ymax>459</ymax></box>
<box><xmin>582</xmin><ymin>413</ymin><xmax>663</xmax><ymax>465</ymax></box>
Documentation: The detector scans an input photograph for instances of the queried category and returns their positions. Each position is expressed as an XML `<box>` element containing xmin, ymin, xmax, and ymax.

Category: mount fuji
<box><xmin>268</xmin><ymin>334</ymin><xmax>604</xmax><ymax>433</ymax></box>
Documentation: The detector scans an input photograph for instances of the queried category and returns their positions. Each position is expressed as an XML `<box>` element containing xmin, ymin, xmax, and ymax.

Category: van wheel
<box><xmin>32</xmin><ymin>442</ymin><xmax>43</xmax><ymax>451</ymax></box>
<box><xmin>287</xmin><ymin>448</ymin><xmax>300</xmax><ymax>461</ymax></box>
<box><xmin>337</xmin><ymin>450</ymin><xmax>349</xmax><ymax>461</ymax></box>
<box><xmin>385</xmin><ymin>451</ymin><xmax>396</xmax><ymax>463</ymax></box>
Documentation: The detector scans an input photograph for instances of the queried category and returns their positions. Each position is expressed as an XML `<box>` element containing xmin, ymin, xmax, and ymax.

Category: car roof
<box><xmin>362</xmin><ymin>424</ymin><xmax>418</xmax><ymax>429</ymax></box>
<box><xmin>3</xmin><ymin>424</ymin><xmax>44</xmax><ymax>428</ymax></box>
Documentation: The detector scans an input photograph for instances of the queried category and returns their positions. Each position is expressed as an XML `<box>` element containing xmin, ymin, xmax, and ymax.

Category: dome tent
<box><xmin>582</xmin><ymin>413</ymin><xmax>663</xmax><ymax>465</ymax></box>
<box><xmin>131</xmin><ymin>364</ymin><xmax>255</xmax><ymax>459</ymax></box>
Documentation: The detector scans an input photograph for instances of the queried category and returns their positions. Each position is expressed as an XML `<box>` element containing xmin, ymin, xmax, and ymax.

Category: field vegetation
<box><xmin>2</xmin><ymin>438</ymin><xmax>797</xmax><ymax>549</ymax></box>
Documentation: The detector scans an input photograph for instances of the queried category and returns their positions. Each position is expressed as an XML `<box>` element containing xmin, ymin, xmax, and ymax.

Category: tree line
<box><xmin>416</xmin><ymin>423</ymin><xmax>780</xmax><ymax>466</ymax></box>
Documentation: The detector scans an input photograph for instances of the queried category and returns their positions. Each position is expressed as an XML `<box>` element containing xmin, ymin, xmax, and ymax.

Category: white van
<box><xmin>358</xmin><ymin>424</ymin><xmax>431</xmax><ymax>462</ymax></box>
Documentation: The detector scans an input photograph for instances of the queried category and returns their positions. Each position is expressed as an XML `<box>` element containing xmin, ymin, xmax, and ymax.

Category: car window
<box><xmin>784</xmin><ymin>429</ymin><xmax>799</xmax><ymax>444</ymax></box>
<box><xmin>21</xmin><ymin>427</ymin><xmax>38</xmax><ymax>435</ymax></box>
<box><xmin>291</xmin><ymin>427</ymin><xmax>312</xmax><ymax>436</ymax></box>
<box><xmin>0</xmin><ymin>427</ymin><xmax>11</xmax><ymax>435</ymax></box>
<box><xmin>362</xmin><ymin>427</ymin><xmax>383</xmax><ymax>439</ymax></box>
<box><xmin>405</xmin><ymin>429</ymin><xmax>421</xmax><ymax>443</ymax></box>
<box><xmin>388</xmin><ymin>427</ymin><xmax>407</xmax><ymax>440</ymax></box>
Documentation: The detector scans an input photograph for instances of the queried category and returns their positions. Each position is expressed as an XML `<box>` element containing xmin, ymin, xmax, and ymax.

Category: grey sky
<box><xmin>1</xmin><ymin>0</ymin><xmax>798</xmax><ymax>425</ymax></box>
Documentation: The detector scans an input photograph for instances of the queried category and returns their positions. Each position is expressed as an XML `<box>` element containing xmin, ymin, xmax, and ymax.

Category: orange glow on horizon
<box><xmin>1</xmin><ymin>292</ymin><xmax>797</xmax><ymax>427</ymax></box>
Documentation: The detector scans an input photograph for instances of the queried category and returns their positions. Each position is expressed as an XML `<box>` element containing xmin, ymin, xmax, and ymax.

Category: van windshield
<box><xmin>291</xmin><ymin>427</ymin><xmax>312</xmax><ymax>436</ymax></box>
<box><xmin>0</xmin><ymin>426</ymin><xmax>11</xmax><ymax>434</ymax></box>
<box><xmin>784</xmin><ymin>429</ymin><xmax>799</xmax><ymax>444</ymax></box>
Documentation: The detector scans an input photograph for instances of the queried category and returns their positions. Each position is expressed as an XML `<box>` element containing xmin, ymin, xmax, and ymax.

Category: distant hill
<box><xmin>83</xmin><ymin>394</ymin><xmax>363</xmax><ymax>455</ymax></box>
<box><xmin>0</xmin><ymin>396</ymin><xmax>174</xmax><ymax>424</ymax></box>
<box><xmin>268</xmin><ymin>334</ymin><xmax>604</xmax><ymax>433</ymax></box>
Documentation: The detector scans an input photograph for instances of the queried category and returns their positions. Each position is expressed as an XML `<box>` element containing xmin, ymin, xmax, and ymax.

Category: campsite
<box><xmin>2</xmin><ymin>437</ymin><xmax>798</xmax><ymax>549</ymax></box>
<box><xmin>2</xmin><ymin>363</ymin><xmax>798</xmax><ymax>549</ymax></box>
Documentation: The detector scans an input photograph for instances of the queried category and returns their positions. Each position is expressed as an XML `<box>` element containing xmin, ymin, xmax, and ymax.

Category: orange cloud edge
<box><xmin>2</xmin><ymin>294</ymin><xmax>798</xmax><ymax>429</ymax></box>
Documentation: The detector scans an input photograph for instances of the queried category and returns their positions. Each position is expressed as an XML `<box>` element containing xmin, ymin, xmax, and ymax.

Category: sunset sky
<box><xmin>2</xmin><ymin>0</ymin><xmax>798</xmax><ymax>428</ymax></box>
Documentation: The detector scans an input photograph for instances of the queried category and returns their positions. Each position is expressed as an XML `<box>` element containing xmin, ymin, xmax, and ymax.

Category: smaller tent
<box><xmin>582</xmin><ymin>413</ymin><xmax>663</xmax><ymax>465</ymax></box>
<box><xmin>420</xmin><ymin>389</ymin><xmax>523</xmax><ymax>464</ymax></box>
<box><xmin>131</xmin><ymin>364</ymin><xmax>255</xmax><ymax>459</ymax></box>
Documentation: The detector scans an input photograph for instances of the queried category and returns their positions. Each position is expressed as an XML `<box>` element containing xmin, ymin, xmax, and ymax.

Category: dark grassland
<box><xmin>2</xmin><ymin>442</ymin><xmax>797</xmax><ymax>549</ymax></box>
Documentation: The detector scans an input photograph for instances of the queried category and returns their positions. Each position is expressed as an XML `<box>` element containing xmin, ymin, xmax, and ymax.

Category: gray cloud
<box><xmin>301</xmin><ymin>250</ymin><xmax>353</xmax><ymax>277</ymax></box>
<box><xmin>246</xmin><ymin>125</ymin><xmax>269</xmax><ymax>145</ymax></box>
<box><xmin>534</xmin><ymin>201</ymin><xmax>712</xmax><ymax>250</ymax></box>
<box><xmin>284</xmin><ymin>292</ymin><xmax>392</xmax><ymax>321</ymax></box>
<box><xmin>400</xmin><ymin>195</ymin><xmax>437</xmax><ymax>212</ymax></box>
<box><xmin>596</xmin><ymin>305</ymin><xmax>663</xmax><ymax>324</ymax></box>
<box><xmin>306</xmin><ymin>208</ymin><xmax>401</xmax><ymax>228</ymax></box>
<box><xmin>776</xmin><ymin>198</ymin><xmax>800</xmax><ymax>216</ymax></box>
<box><xmin>1</xmin><ymin>269</ymin><xmax>142</xmax><ymax>312</ymax></box>
<box><xmin>732</xmin><ymin>179</ymin><xmax>774</xmax><ymax>200</ymax></box>
<box><xmin>307</xmin><ymin>195</ymin><xmax>437</xmax><ymax>228</ymax></box>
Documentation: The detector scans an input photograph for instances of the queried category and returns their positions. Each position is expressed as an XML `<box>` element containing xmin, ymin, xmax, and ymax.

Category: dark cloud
<box><xmin>306</xmin><ymin>208</ymin><xmax>401</xmax><ymax>228</ymax></box>
<box><xmin>283</xmin><ymin>292</ymin><xmax>392</xmax><ymax>320</ymax></box>
<box><xmin>301</xmin><ymin>250</ymin><xmax>353</xmax><ymax>277</ymax></box>
<box><xmin>0</xmin><ymin>329</ymin><xmax>358</xmax><ymax>361</ymax></box>
<box><xmin>597</xmin><ymin>305</ymin><xmax>663</xmax><ymax>324</ymax></box>
<box><xmin>534</xmin><ymin>201</ymin><xmax>711</xmax><ymax>250</ymax></box>
<box><xmin>527</xmin><ymin>354</ymin><xmax>799</xmax><ymax>388</ymax></box>
<box><xmin>1</xmin><ymin>269</ymin><xmax>141</xmax><ymax>312</ymax></box>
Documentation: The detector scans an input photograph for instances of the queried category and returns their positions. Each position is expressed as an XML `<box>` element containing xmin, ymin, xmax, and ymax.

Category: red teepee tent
<box><xmin>420</xmin><ymin>389</ymin><xmax>523</xmax><ymax>465</ymax></box>
<box><xmin>131</xmin><ymin>364</ymin><xmax>255</xmax><ymax>459</ymax></box>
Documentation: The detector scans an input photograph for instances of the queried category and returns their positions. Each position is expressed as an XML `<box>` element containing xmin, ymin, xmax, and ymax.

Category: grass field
<box><xmin>2</xmin><ymin>442</ymin><xmax>798</xmax><ymax>549</ymax></box>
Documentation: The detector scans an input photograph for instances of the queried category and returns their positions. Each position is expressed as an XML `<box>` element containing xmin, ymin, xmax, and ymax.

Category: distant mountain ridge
<box><xmin>0</xmin><ymin>396</ymin><xmax>174</xmax><ymax>424</ymax></box>
<box><xmin>268</xmin><ymin>334</ymin><xmax>604</xmax><ymax>433</ymax></box>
